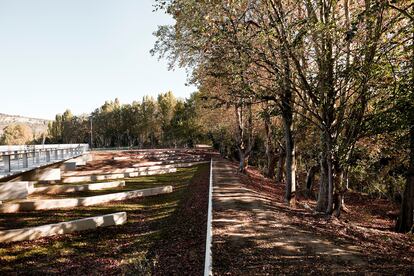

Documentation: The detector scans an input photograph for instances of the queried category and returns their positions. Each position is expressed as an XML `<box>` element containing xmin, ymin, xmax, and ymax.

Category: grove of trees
<box><xmin>47</xmin><ymin>91</ymin><xmax>208</xmax><ymax>149</ymax></box>
<box><xmin>151</xmin><ymin>0</ymin><xmax>413</xmax><ymax>232</ymax></box>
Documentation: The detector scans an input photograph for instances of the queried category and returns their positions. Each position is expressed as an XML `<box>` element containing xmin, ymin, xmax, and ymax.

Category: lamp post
<box><xmin>89</xmin><ymin>115</ymin><xmax>93</xmax><ymax>149</ymax></box>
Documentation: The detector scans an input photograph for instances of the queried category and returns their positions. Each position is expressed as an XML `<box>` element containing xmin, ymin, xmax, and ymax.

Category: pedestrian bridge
<box><xmin>0</xmin><ymin>144</ymin><xmax>89</xmax><ymax>180</ymax></box>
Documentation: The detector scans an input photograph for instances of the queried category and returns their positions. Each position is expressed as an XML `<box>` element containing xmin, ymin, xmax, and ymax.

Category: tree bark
<box><xmin>235</xmin><ymin>101</ymin><xmax>254</xmax><ymax>173</ymax></box>
<box><xmin>283</xmin><ymin>115</ymin><xmax>296</xmax><ymax>205</ymax></box>
<box><xmin>276</xmin><ymin>150</ymin><xmax>285</xmax><ymax>183</ymax></box>
<box><xmin>264</xmin><ymin>107</ymin><xmax>277</xmax><ymax>178</ymax></box>
<box><xmin>333</xmin><ymin>168</ymin><xmax>349</xmax><ymax>217</ymax></box>
<box><xmin>396</xmin><ymin>124</ymin><xmax>414</xmax><ymax>233</ymax></box>
<box><xmin>316</xmin><ymin>151</ymin><xmax>329</xmax><ymax>212</ymax></box>
<box><xmin>281</xmin><ymin>52</ymin><xmax>295</xmax><ymax>204</ymax></box>
<box><xmin>326</xmin><ymin>134</ymin><xmax>334</xmax><ymax>214</ymax></box>
<box><xmin>266</xmin><ymin>154</ymin><xmax>277</xmax><ymax>179</ymax></box>
<box><xmin>306</xmin><ymin>165</ymin><xmax>318</xmax><ymax>196</ymax></box>
<box><xmin>396</xmin><ymin>18</ymin><xmax>414</xmax><ymax>233</ymax></box>
<box><xmin>238</xmin><ymin>149</ymin><xmax>246</xmax><ymax>173</ymax></box>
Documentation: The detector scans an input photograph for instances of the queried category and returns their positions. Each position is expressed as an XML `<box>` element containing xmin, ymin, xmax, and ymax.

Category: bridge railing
<box><xmin>0</xmin><ymin>144</ymin><xmax>89</xmax><ymax>173</ymax></box>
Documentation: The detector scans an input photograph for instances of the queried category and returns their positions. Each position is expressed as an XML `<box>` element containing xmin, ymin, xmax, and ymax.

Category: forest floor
<box><xmin>212</xmin><ymin>158</ymin><xmax>414</xmax><ymax>275</ymax></box>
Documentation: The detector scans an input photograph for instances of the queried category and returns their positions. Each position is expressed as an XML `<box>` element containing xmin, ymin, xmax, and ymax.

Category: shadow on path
<box><xmin>212</xmin><ymin>159</ymin><xmax>367</xmax><ymax>275</ymax></box>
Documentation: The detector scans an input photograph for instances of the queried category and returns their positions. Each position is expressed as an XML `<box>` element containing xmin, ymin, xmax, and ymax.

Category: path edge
<box><xmin>204</xmin><ymin>158</ymin><xmax>213</xmax><ymax>276</ymax></box>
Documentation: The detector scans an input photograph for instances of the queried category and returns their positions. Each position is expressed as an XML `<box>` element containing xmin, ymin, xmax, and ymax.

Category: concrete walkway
<box><xmin>211</xmin><ymin>159</ymin><xmax>366</xmax><ymax>275</ymax></box>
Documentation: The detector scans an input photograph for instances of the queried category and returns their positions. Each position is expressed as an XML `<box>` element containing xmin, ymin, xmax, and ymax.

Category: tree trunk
<box><xmin>333</xmin><ymin>169</ymin><xmax>346</xmax><ymax>217</ymax></box>
<box><xmin>239</xmin><ymin>149</ymin><xmax>246</xmax><ymax>173</ymax></box>
<box><xmin>238</xmin><ymin>149</ymin><xmax>250</xmax><ymax>173</ymax></box>
<box><xmin>306</xmin><ymin>165</ymin><xmax>318</xmax><ymax>196</ymax></box>
<box><xmin>278</xmin><ymin>21</ymin><xmax>295</xmax><ymax>205</ymax></box>
<box><xmin>235</xmin><ymin>103</ymin><xmax>252</xmax><ymax>173</ymax></box>
<box><xmin>266</xmin><ymin>154</ymin><xmax>277</xmax><ymax>179</ymax></box>
<box><xmin>396</xmin><ymin>22</ymin><xmax>414</xmax><ymax>233</ymax></box>
<box><xmin>283</xmin><ymin>114</ymin><xmax>296</xmax><ymax>205</ymax></box>
<box><xmin>264</xmin><ymin>108</ymin><xmax>277</xmax><ymax>178</ymax></box>
<box><xmin>396</xmin><ymin>124</ymin><xmax>414</xmax><ymax>233</ymax></box>
<box><xmin>276</xmin><ymin>151</ymin><xmax>285</xmax><ymax>183</ymax></box>
<box><xmin>316</xmin><ymin>151</ymin><xmax>329</xmax><ymax>212</ymax></box>
<box><xmin>326</xmin><ymin>135</ymin><xmax>334</xmax><ymax>214</ymax></box>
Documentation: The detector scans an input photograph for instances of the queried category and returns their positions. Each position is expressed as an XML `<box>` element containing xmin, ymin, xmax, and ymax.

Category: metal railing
<box><xmin>0</xmin><ymin>144</ymin><xmax>89</xmax><ymax>174</ymax></box>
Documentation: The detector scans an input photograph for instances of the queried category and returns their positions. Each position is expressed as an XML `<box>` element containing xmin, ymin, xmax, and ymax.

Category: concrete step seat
<box><xmin>0</xmin><ymin>185</ymin><xmax>173</xmax><ymax>213</ymax></box>
<box><xmin>63</xmin><ymin>161</ymin><xmax>207</xmax><ymax>178</ymax></box>
<box><xmin>33</xmin><ymin>181</ymin><xmax>126</xmax><ymax>194</ymax></box>
<box><xmin>0</xmin><ymin>212</ymin><xmax>127</xmax><ymax>243</ymax></box>
<box><xmin>61</xmin><ymin>168</ymin><xmax>178</xmax><ymax>183</ymax></box>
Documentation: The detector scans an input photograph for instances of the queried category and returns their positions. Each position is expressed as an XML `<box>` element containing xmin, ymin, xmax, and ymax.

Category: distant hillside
<box><xmin>0</xmin><ymin>113</ymin><xmax>50</xmax><ymax>137</ymax></box>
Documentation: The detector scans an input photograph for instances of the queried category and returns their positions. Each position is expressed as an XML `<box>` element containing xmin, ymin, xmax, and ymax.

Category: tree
<box><xmin>381</xmin><ymin>1</ymin><xmax>413</xmax><ymax>232</ymax></box>
<box><xmin>157</xmin><ymin>91</ymin><xmax>177</xmax><ymax>146</ymax></box>
<box><xmin>1</xmin><ymin>124</ymin><xmax>33</xmax><ymax>145</ymax></box>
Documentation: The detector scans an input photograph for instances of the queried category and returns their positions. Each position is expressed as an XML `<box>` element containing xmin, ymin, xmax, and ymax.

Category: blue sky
<box><xmin>0</xmin><ymin>0</ymin><xmax>194</xmax><ymax>120</ymax></box>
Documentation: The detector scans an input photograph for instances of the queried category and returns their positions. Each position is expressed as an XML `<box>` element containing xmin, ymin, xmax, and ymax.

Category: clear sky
<box><xmin>0</xmin><ymin>0</ymin><xmax>194</xmax><ymax>120</ymax></box>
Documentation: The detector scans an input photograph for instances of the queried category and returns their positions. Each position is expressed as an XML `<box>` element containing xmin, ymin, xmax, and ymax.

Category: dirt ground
<box><xmin>0</xmin><ymin>150</ymin><xmax>210</xmax><ymax>275</ymax></box>
<box><xmin>211</xmin><ymin>158</ymin><xmax>414</xmax><ymax>275</ymax></box>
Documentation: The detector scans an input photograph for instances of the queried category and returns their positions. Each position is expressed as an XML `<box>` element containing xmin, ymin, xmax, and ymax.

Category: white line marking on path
<box><xmin>204</xmin><ymin>158</ymin><xmax>213</xmax><ymax>276</ymax></box>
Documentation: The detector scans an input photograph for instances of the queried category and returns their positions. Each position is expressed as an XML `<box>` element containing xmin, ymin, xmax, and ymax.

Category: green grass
<box><xmin>0</xmin><ymin>167</ymin><xmax>198</xmax><ymax>230</ymax></box>
<box><xmin>0</xmin><ymin>164</ymin><xmax>209</xmax><ymax>275</ymax></box>
<box><xmin>29</xmin><ymin>169</ymin><xmax>192</xmax><ymax>200</ymax></box>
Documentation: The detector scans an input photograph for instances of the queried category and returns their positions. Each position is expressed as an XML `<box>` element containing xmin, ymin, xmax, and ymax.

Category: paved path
<box><xmin>211</xmin><ymin>159</ymin><xmax>366</xmax><ymax>275</ymax></box>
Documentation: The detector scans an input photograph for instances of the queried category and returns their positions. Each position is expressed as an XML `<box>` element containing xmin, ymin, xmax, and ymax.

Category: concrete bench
<box><xmin>76</xmin><ymin>160</ymin><xmax>87</xmax><ymax>166</ymax></box>
<box><xmin>100</xmin><ymin>162</ymin><xmax>206</xmax><ymax>174</ymax></box>
<box><xmin>0</xmin><ymin>182</ymin><xmax>35</xmax><ymax>201</ymax></box>
<box><xmin>132</xmin><ymin>161</ymin><xmax>208</xmax><ymax>171</ymax></box>
<box><xmin>33</xmin><ymin>181</ymin><xmax>126</xmax><ymax>194</ymax></box>
<box><xmin>61</xmin><ymin>168</ymin><xmax>177</xmax><ymax>183</ymax></box>
<box><xmin>153</xmin><ymin>156</ymin><xmax>206</xmax><ymax>161</ymax></box>
<box><xmin>132</xmin><ymin>159</ymin><xmax>207</xmax><ymax>167</ymax></box>
<box><xmin>29</xmin><ymin>168</ymin><xmax>61</xmax><ymax>181</ymax></box>
<box><xmin>0</xmin><ymin>185</ymin><xmax>173</xmax><ymax>212</ymax></box>
<box><xmin>63</xmin><ymin>161</ymin><xmax>77</xmax><ymax>171</ymax></box>
<box><xmin>132</xmin><ymin>160</ymin><xmax>206</xmax><ymax>167</ymax></box>
<box><xmin>63</xmin><ymin>159</ymin><xmax>87</xmax><ymax>171</ymax></box>
<box><xmin>69</xmin><ymin>161</ymin><xmax>207</xmax><ymax>176</ymax></box>
<box><xmin>0</xmin><ymin>212</ymin><xmax>127</xmax><ymax>243</ymax></box>
<box><xmin>62</xmin><ymin>162</ymin><xmax>207</xmax><ymax>180</ymax></box>
<box><xmin>82</xmin><ymin>153</ymin><xmax>93</xmax><ymax>162</ymax></box>
<box><xmin>112</xmin><ymin>156</ymin><xmax>129</xmax><ymax>161</ymax></box>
